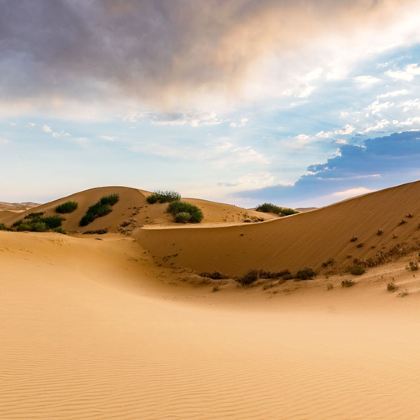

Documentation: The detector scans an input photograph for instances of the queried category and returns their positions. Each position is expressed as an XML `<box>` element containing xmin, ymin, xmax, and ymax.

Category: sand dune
<box><xmin>2</xmin><ymin>230</ymin><xmax>420</xmax><ymax>419</ymax></box>
<box><xmin>0</xmin><ymin>186</ymin><xmax>274</xmax><ymax>234</ymax></box>
<box><xmin>137</xmin><ymin>180</ymin><xmax>420</xmax><ymax>276</ymax></box>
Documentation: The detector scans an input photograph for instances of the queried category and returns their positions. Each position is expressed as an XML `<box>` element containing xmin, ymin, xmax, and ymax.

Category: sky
<box><xmin>1</xmin><ymin>0</ymin><xmax>420</xmax><ymax>207</ymax></box>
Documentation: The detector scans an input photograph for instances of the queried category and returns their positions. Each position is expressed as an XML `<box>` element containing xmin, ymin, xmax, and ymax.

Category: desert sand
<box><xmin>1</xmin><ymin>182</ymin><xmax>420</xmax><ymax>419</ymax></box>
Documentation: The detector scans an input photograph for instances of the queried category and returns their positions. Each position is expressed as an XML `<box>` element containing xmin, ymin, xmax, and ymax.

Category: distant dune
<box><xmin>0</xmin><ymin>186</ymin><xmax>275</xmax><ymax>233</ymax></box>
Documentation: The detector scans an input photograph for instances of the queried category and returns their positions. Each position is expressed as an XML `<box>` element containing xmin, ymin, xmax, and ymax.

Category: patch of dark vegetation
<box><xmin>387</xmin><ymin>282</ymin><xmax>398</xmax><ymax>292</ymax></box>
<box><xmin>200</xmin><ymin>271</ymin><xmax>228</xmax><ymax>280</ymax></box>
<box><xmin>55</xmin><ymin>201</ymin><xmax>78</xmax><ymax>214</ymax></box>
<box><xmin>377</xmin><ymin>229</ymin><xmax>384</xmax><ymax>236</ymax></box>
<box><xmin>407</xmin><ymin>261</ymin><xmax>418</xmax><ymax>271</ymax></box>
<box><xmin>0</xmin><ymin>223</ymin><xmax>7</xmax><ymax>231</ymax></box>
<box><xmin>295</xmin><ymin>267</ymin><xmax>316</xmax><ymax>280</ymax></box>
<box><xmin>83</xmin><ymin>229</ymin><xmax>108</xmax><ymax>235</ymax></box>
<box><xmin>398</xmin><ymin>219</ymin><xmax>407</xmax><ymax>226</ymax></box>
<box><xmin>356</xmin><ymin>243</ymin><xmax>364</xmax><ymax>248</ymax></box>
<box><xmin>341</xmin><ymin>279</ymin><xmax>355</xmax><ymax>288</ymax></box>
<box><xmin>255</xmin><ymin>202</ymin><xmax>298</xmax><ymax>216</ymax></box>
<box><xmin>258</xmin><ymin>269</ymin><xmax>291</xmax><ymax>279</ymax></box>
<box><xmin>236</xmin><ymin>270</ymin><xmax>259</xmax><ymax>286</ymax></box>
<box><xmin>321</xmin><ymin>258</ymin><xmax>335</xmax><ymax>268</ymax></box>
<box><xmin>348</xmin><ymin>264</ymin><xmax>366</xmax><ymax>276</ymax></box>
<box><xmin>11</xmin><ymin>213</ymin><xmax>64</xmax><ymax>232</ymax></box>
<box><xmin>167</xmin><ymin>201</ymin><xmax>203</xmax><ymax>223</ymax></box>
<box><xmin>406</xmin><ymin>213</ymin><xmax>414</xmax><ymax>219</ymax></box>
<box><xmin>350</xmin><ymin>236</ymin><xmax>358</xmax><ymax>242</ymax></box>
<box><xmin>147</xmin><ymin>190</ymin><xmax>181</xmax><ymax>204</ymax></box>
<box><xmin>79</xmin><ymin>194</ymin><xmax>119</xmax><ymax>226</ymax></box>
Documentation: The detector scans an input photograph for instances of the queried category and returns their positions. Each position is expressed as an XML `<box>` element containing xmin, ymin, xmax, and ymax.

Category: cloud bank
<box><xmin>1</xmin><ymin>0</ymin><xmax>419</xmax><ymax>115</ymax></box>
<box><xmin>236</xmin><ymin>131</ymin><xmax>420</xmax><ymax>207</ymax></box>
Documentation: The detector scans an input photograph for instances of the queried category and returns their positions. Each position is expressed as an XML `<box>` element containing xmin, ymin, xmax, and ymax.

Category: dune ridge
<box><xmin>137</xmin><ymin>180</ymin><xmax>420</xmax><ymax>276</ymax></box>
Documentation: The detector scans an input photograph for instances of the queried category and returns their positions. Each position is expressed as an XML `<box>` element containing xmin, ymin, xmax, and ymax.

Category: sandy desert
<box><xmin>1</xmin><ymin>182</ymin><xmax>420</xmax><ymax>419</ymax></box>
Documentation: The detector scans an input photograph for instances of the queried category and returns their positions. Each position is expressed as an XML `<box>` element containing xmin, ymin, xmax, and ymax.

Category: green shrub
<box><xmin>55</xmin><ymin>201</ymin><xmax>78</xmax><ymax>214</ymax></box>
<box><xmin>12</xmin><ymin>213</ymin><xmax>63</xmax><ymax>232</ymax></box>
<box><xmin>236</xmin><ymin>270</ymin><xmax>259</xmax><ymax>286</ymax></box>
<box><xmin>295</xmin><ymin>267</ymin><xmax>316</xmax><ymax>280</ymax></box>
<box><xmin>79</xmin><ymin>194</ymin><xmax>119</xmax><ymax>227</ymax></box>
<box><xmin>200</xmin><ymin>272</ymin><xmax>228</xmax><ymax>280</ymax></box>
<box><xmin>174</xmin><ymin>212</ymin><xmax>191</xmax><ymax>223</ymax></box>
<box><xmin>0</xmin><ymin>223</ymin><xmax>7</xmax><ymax>231</ymax></box>
<box><xmin>255</xmin><ymin>203</ymin><xmax>298</xmax><ymax>216</ymax></box>
<box><xmin>167</xmin><ymin>201</ymin><xmax>203</xmax><ymax>223</ymax></box>
<box><xmin>100</xmin><ymin>194</ymin><xmax>119</xmax><ymax>206</ymax></box>
<box><xmin>349</xmin><ymin>264</ymin><xmax>366</xmax><ymax>276</ymax></box>
<box><xmin>147</xmin><ymin>190</ymin><xmax>181</xmax><ymax>204</ymax></box>
<box><xmin>42</xmin><ymin>215</ymin><xmax>63</xmax><ymax>229</ymax></box>
<box><xmin>53</xmin><ymin>227</ymin><xmax>67</xmax><ymax>234</ymax></box>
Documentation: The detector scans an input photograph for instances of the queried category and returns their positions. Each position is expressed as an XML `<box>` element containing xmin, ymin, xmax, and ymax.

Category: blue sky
<box><xmin>1</xmin><ymin>0</ymin><xmax>420</xmax><ymax>206</ymax></box>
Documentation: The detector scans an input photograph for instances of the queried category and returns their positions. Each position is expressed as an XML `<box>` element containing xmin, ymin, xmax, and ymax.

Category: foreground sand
<box><xmin>2</xmin><ymin>231</ymin><xmax>420</xmax><ymax>419</ymax></box>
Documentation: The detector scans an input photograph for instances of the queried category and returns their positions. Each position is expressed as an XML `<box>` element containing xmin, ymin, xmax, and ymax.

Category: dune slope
<box><xmin>2</xmin><ymin>231</ymin><xmax>420</xmax><ymax>419</ymax></box>
<box><xmin>137</xmin><ymin>180</ymin><xmax>420</xmax><ymax>276</ymax></box>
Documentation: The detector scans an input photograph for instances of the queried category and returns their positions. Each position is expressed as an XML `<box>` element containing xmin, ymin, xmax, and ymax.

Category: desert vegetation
<box><xmin>55</xmin><ymin>201</ymin><xmax>78</xmax><ymax>214</ymax></box>
<box><xmin>255</xmin><ymin>203</ymin><xmax>298</xmax><ymax>216</ymax></box>
<box><xmin>348</xmin><ymin>264</ymin><xmax>366</xmax><ymax>276</ymax></box>
<box><xmin>79</xmin><ymin>194</ymin><xmax>119</xmax><ymax>227</ymax></box>
<box><xmin>11</xmin><ymin>213</ymin><xmax>64</xmax><ymax>232</ymax></box>
<box><xmin>341</xmin><ymin>279</ymin><xmax>355</xmax><ymax>288</ymax></box>
<box><xmin>167</xmin><ymin>201</ymin><xmax>203</xmax><ymax>223</ymax></box>
<box><xmin>147</xmin><ymin>190</ymin><xmax>181</xmax><ymax>204</ymax></box>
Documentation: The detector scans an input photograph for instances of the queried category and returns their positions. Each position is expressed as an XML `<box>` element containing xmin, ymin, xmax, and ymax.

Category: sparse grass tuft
<box><xmin>147</xmin><ymin>190</ymin><xmax>181</xmax><ymax>204</ymax></box>
<box><xmin>83</xmin><ymin>229</ymin><xmax>108</xmax><ymax>235</ymax></box>
<box><xmin>387</xmin><ymin>282</ymin><xmax>398</xmax><ymax>292</ymax></box>
<box><xmin>407</xmin><ymin>261</ymin><xmax>418</xmax><ymax>272</ymax></box>
<box><xmin>55</xmin><ymin>201</ymin><xmax>78</xmax><ymax>214</ymax></box>
<box><xmin>341</xmin><ymin>279</ymin><xmax>355</xmax><ymax>288</ymax></box>
<box><xmin>349</xmin><ymin>264</ymin><xmax>366</xmax><ymax>276</ymax></box>
<box><xmin>200</xmin><ymin>272</ymin><xmax>228</xmax><ymax>280</ymax></box>
<box><xmin>236</xmin><ymin>270</ymin><xmax>259</xmax><ymax>286</ymax></box>
<box><xmin>295</xmin><ymin>267</ymin><xmax>316</xmax><ymax>280</ymax></box>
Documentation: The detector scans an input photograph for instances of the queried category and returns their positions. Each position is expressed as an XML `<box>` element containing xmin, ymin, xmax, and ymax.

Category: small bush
<box><xmin>255</xmin><ymin>203</ymin><xmax>298</xmax><ymax>216</ymax></box>
<box><xmin>200</xmin><ymin>272</ymin><xmax>228</xmax><ymax>280</ymax></box>
<box><xmin>167</xmin><ymin>201</ymin><xmax>203</xmax><ymax>223</ymax></box>
<box><xmin>377</xmin><ymin>229</ymin><xmax>384</xmax><ymax>236</ymax></box>
<box><xmin>0</xmin><ymin>223</ymin><xmax>7</xmax><ymax>231</ymax></box>
<box><xmin>387</xmin><ymin>282</ymin><xmax>398</xmax><ymax>292</ymax></box>
<box><xmin>100</xmin><ymin>194</ymin><xmax>119</xmax><ymax>206</ymax></box>
<box><xmin>83</xmin><ymin>229</ymin><xmax>108</xmax><ymax>235</ymax></box>
<box><xmin>350</xmin><ymin>236</ymin><xmax>358</xmax><ymax>242</ymax></box>
<box><xmin>341</xmin><ymin>279</ymin><xmax>355</xmax><ymax>288</ymax></box>
<box><xmin>24</xmin><ymin>212</ymin><xmax>44</xmax><ymax>219</ymax></box>
<box><xmin>295</xmin><ymin>267</ymin><xmax>316</xmax><ymax>280</ymax></box>
<box><xmin>321</xmin><ymin>258</ymin><xmax>335</xmax><ymax>268</ymax></box>
<box><xmin>356</xmin><ymin>243</ymin><xmax>364</xmax><ymax>249</ymax></box>
<box><xmin>55</xmin><ymin>201</ymin><xmax>78</xmax><ymax>214</ymax></box>
<box><xmin>236</xmin><ymin>270</ymin><xmax>259</xmax><ymax>286</ymax></box>
<box><xmin>258</xmin><ymin>269</ymin><xmax>291</xmax><ymax>279</ymax></box>
<box><xmin>79</xmin><ymin>194</ymin><xmax>119</xmax><ymax>227</ymax></box>
<box><xmin>175</xmin><ymin>212</ymin><xmax>192</xmax><ymax>223</ymax></box>
<box><xmin>349</xmin><ymin>264</ymin><xmax>366</xmax><ymax>276</ymax></box>
<box><xmin>53</xmin><ymin>227</ymin><xmax>66</xmax><ymax>234</ymax></box>
<box><xmin>407</xmin><ymin>261</ymin><xmax>419</xmax><ymax>271</ymax></box>
<box><xmin>398</xmin><ymin>219</ymin><xmax>407</xmax><ymax>226</ymax></box>
<box><xmin>147</xmin><ymin>190</ymin><xmax>181</xmax><ymax>204</ymax></box>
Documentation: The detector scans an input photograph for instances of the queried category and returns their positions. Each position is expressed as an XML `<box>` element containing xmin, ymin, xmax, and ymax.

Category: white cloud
<box><xmin>354</xmin><ymin>75</ymin><xmax>381</xmax><ymax>88</ymax></box>
<box><xmin>332</xmin><ymin>187</ymin><xmax>373</xmax><ymax>199</ymax></box>
<box><xmin>385</xmin><ymin>63</ymin><xmax>420</xmax><ymax>81</ymax></box>
<box><xmin>41</xmin><ymin>124</ymin><xmax>71</xmax><ymax>138</ymax></box>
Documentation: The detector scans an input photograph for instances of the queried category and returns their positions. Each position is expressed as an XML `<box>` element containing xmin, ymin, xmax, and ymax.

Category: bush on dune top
<box><xmin>147</xmin><ymin>190</ymin><xmax>181</xmax><ymax>204</ymax></box>
<box><xmin>255</xmin><ymin>203</ymin><xmax>298</xmax><ymax>216</ymax></box>
<box><xmin>167</xmin><ymin>201</ymin><xmax>203</xmax><ymax>223</ymax></box>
